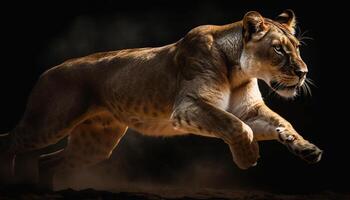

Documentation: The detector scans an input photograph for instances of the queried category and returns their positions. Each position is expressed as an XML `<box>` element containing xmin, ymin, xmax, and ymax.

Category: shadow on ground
<box><xmin>0</xmin><ymin>185</ymin><xmax>349</xmax><ymax>200</ymax></box>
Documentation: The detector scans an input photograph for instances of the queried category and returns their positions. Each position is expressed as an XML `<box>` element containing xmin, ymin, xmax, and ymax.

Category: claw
<box><xmin>278</xmin><ymin>131</ymin><xmax>296</xmax><ymax>143</ymax></box>
<box><xmin>286</xmin><ymin>135</ymin><xmax>295</xmax><ymax>142</ymax></box>
<box><xmin>275</xmin><ymin>127</ymin><xmax>285</xmax><ymax>133</ymax></box>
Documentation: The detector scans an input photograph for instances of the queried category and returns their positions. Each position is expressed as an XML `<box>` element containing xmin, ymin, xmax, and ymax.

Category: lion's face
<box><xmin>240</xmin><ymin>10</ymin><xmax>308</xmax><ymax>98</ymax></box>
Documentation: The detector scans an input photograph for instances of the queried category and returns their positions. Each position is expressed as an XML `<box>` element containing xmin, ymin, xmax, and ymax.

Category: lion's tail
<box><xmin>0</xmin><ymin>132</ymin><xmax>11</xmax><ymax>150</ymax></box>
<box><xmin>0</xmin><ymin>132</ymin><xmax>15</xmax><ymax>184</ymax></box>
<box><xmin>0</xmin><ymin>132</ymin><xmax>10</xmax><ymax>150</ymax></box>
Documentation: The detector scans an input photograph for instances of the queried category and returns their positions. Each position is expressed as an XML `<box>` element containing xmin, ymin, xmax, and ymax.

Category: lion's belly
<box><xmin>106</xmin><ymin>99</ymin><xmax>186</xmax><ymax>136</ymax></box>
<box><xmin>124</xmin><ymin>115</ymin><xmax>186</xmax><ymax>136</ymax></box>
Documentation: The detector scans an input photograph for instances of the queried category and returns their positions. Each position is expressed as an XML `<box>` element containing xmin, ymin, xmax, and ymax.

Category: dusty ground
<box><xmin>0</xmin><ymin>186</ymin><xmax>348</xmax><ymax>200</ymax></box>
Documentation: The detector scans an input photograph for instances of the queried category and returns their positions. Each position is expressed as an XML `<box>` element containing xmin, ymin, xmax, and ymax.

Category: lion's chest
<box><xmin>227</xmin><ymin>79</ymin><xmax>263</xmax><ymax>118</ymax></box>
<box><xmin>215</xmin><ymin>90</ymin><xmax>231</xmax><ymax>110</ymax></box>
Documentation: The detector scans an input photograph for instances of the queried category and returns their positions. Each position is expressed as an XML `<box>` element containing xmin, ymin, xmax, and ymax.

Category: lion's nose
<box><xmin>294</xmin><ymin>69</ymin><xmax>307</xmax><ymax>79</ymax></box>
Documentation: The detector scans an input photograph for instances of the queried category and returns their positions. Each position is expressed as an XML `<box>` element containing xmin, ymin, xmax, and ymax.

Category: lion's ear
<box><xmin>276</xmin><ymin>9</ymin><xmax>296</xmax><ymax>34</ymax></box>
<box><xmin>243</xmin><ymin>11</ymin><xmax>268</xmax><ymax>42</ymax></box>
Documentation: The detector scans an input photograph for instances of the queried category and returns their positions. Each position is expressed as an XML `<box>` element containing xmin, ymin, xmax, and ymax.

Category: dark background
<box><xmin>0</xmin><ymin>0</ymin><xmax>348</xmax><ymax>194</ymax></box>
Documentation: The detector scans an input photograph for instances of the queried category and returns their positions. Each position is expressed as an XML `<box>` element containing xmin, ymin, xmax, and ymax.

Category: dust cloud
<box><xmin>54</xmin><ymin>131</ymin><xmax>245</xmax><ymax>193</ymax></box>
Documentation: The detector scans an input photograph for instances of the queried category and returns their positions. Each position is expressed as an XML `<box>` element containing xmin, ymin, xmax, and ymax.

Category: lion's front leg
<box><xmin>243</xmin><ymin>103</ymin><xmax>323</xmax><ymax>164</ymax></box>
<box><xmin>171</xmin><ymin>96</ymin><xmax>259</xmax><ymax>170</ymax></box>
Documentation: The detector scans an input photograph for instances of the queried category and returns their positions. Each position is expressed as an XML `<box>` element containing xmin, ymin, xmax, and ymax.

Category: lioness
<box><xmin>0</xmin><ymin>10</ymin><xmax>322</xmax><ymax>189</ymax></box>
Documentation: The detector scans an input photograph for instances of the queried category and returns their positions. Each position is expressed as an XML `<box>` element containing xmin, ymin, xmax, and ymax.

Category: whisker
<box><xmin>300</xmin><ymin>30</ymin><xmax>309</xmax><ymax>37</ymax></box>
<box><xmin>301</xmin><ymin>84</ymin><xmax>307</xmax><ymax>96</ymax></box>
<box><xmin>305</xmin><ymin>82</ymin><xmax>312</xmax><ymax>97</ymax></box>
<box><xmin>297</xmin><ymin>30</ymin><xmax>313</xmax><ymax>47</ymax></box>
<box><xmin>305</xmin><ymin>78</ymin><xmax>317</xmax><ymax>88</ymax></box>
<box><xmin>303</xmin><ymin>84</ymin><xmax>309</xmax><ymax>97</ymax></box>
<box><xmin>268</xmin><ymin>80</ymin><xmax>284</xmax><ymax>98</ymax></box>
<box><xmin>296</xmin><ymin>26</ymin><xmax>302</xmax><ymax>36</ymax></box>
<box><xmin>304</xmin><ymin>36</ymin><xmax>314</xmax><ymax>40</ymax></box>
<box><xmin>275</xmin><ymin>81</ymin><xmax>284</xmax><ymax>90</ymax></box>
<box><xmin>304</xmin><ymin>84</ymin><xmax>310</xmax><ymax>97</ymax></box>
<box><xmin>298</xmin><ymin>30</ymin><xmax>310</xmax><ymax>39</ymax></box>
<box><xmin>267</xmin><ymin>88</ymin><xmax>274</xmax><ymax>97</ymax></box>
<box><xmin>266</xmin><ymin>85</ymin><xmax>274</xmax><ymax>97</ymax></box>
<box><xmin>299</xmin><ymin>36</ymin><xmax>314</xmax><ymax>41</ymax></box>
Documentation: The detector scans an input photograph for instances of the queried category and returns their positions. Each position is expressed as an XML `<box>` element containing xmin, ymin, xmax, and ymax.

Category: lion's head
<box><xmin>240</xmin><ymin>10</ymin><xmax>308</xmax><ymax>98</ymax></box>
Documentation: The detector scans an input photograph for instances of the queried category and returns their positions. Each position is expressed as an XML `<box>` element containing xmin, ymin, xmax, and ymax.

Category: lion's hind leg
<box><xmin>2</xmin><ymin>70</ymin><xmax>101</xmax><ymax>186</ymax></box>
<box><xmin>38</xmin><ymin>112</ymin><xmax>127</xmax><ymax>190</ymax></box>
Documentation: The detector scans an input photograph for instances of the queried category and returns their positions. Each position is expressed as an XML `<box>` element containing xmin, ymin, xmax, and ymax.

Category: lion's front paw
<box><xmin>290</xmin><ymin>141</ymin><xmax>323</xmax><ymax>164</ymax></box>
<box><xmin>278</xmin><ymin>131</ymin><xmax>323</xmax><ymax>164</ymax></box>
<box><xmin>226</xmin><ymin>126</ymin><xmax>260</xmax><ymax>170</ymax></box>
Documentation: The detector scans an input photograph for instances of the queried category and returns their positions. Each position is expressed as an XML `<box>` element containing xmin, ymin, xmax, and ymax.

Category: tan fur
<box><xmin>1</xmin><ymin>10</ymin><xmax>322</xmax><ymax>188</ymax></box>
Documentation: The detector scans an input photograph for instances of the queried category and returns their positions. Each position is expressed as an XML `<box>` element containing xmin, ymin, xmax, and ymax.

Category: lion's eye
<box><xmin>273</xmin><ymin>45</ymin><xmax>283</xmax><ymax>55</ymax></box>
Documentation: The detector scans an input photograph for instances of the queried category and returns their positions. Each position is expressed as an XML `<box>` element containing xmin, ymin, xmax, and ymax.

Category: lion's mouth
<box><xmin>270</xmin><ymin>81</ymin><xmax>298</xmax><ymax>91</ymax></box>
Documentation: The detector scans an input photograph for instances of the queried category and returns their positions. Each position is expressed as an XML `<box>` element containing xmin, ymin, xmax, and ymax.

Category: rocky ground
<box><xmin>0</xmin><ymin>186</ymin><xmax>348</xmax><ymax>200</ymax></box>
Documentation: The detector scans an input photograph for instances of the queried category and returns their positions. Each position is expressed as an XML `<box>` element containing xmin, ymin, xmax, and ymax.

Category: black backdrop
<box><xmin>0</xmin><ymin>0</ymin><xmax>348</xmax><ymax>193</ymax></box>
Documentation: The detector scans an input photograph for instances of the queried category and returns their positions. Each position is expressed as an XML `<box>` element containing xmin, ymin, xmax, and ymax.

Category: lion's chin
<box><xmin>269</xmin><ymin>80</ymin><xmax>299</xmax><ymax>98</ymax></box>
<box><xmin>275</xmin><ymin>89</ymin><xmax>297</xmax><ymax>98</ymax></box>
